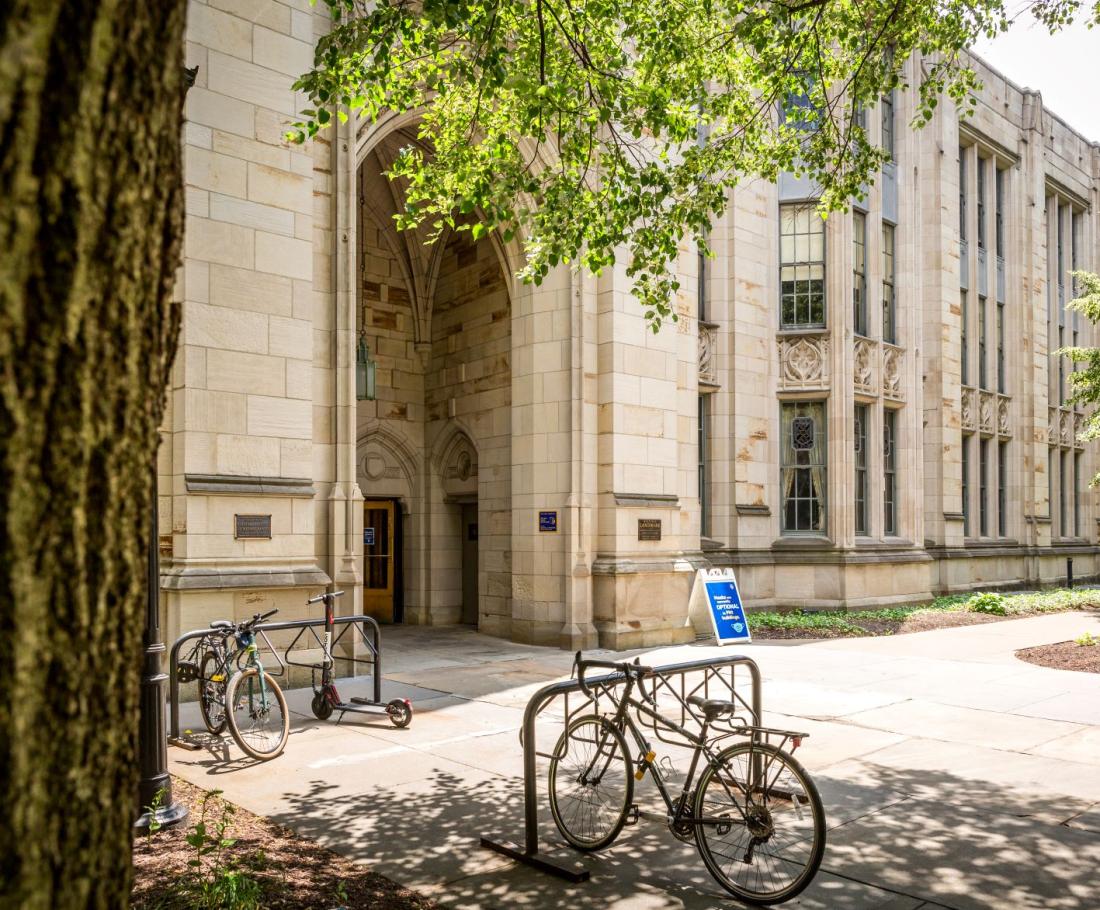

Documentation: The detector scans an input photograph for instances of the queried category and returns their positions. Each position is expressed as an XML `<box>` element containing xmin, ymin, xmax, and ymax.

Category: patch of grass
<box><xmin>750</xmin><ymin>587</ymin><xmax>1098</xmax><ymax>635</ymax></box>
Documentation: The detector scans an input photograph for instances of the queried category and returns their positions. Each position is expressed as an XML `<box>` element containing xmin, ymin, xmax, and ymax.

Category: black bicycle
<box><xmin>180</xmin><ymin>610</ymin><xmax>289</xmax><ymax>761</ymax></box>
<box><xmin>547</xmin><ymin>656</ymin><xmax>825</xmax><ymax>905</ymax></box>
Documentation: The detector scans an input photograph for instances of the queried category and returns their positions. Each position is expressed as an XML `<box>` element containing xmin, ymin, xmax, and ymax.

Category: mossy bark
<box><xmin>0</xmin><ymin>2</ymin><xmax>187</xmax><ymax>907</ymax></box>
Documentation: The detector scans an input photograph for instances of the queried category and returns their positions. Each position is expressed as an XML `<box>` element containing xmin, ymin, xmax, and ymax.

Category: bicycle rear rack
<box><xmin>480</xmin><ymin>653</ymin><xmax>761</xmax><ymax>882</ymax></box>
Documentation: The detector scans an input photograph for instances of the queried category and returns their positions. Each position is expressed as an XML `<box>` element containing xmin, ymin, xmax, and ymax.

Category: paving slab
<box><xmin>168</xmin><ymin>613</ymin><xmax>1100</xmax><ymax>909</ymax></box>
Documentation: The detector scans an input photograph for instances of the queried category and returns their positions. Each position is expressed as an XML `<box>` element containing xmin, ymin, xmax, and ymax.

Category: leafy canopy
<box><xmin>293</xmin><ymin>0</ymin><xmax>1098</xmax><ymax>327</ymax></box>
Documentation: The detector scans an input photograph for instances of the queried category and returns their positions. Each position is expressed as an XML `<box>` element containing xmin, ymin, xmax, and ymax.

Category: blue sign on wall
<box><xmin>364</xmin><ymin>527</ymin><xmax>375</xmax><ymax>547</ymax></box>
<box><xmin>704</xmin><ymin>576</ymin><xmax>752</xmax><ymax>645</ymax></box>
<box><xmin>538</xmin><ymin>511</ymin><xmax>558</xmax><ymax>532</ymax></box>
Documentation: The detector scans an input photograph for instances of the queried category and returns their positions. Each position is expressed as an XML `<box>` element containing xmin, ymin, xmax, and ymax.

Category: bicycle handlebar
<box><xmin>574</xmin><ymin>653</ymin><xmax>654</xmax><ymax>700</ymax></box>
<box><xmin>239</xmin><ymin>608</ymin><xmax>278</xmax><ymax>631</ymax></box>
<box><xmin>306</xmin><ymin>589</ymin><xmax>346</xmax><ymax>605</ymax></box>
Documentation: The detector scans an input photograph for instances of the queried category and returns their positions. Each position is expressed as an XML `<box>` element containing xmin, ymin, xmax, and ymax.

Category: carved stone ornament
<box><xmin>882</xmin><ymin>345</ymin><xmax>903</xmax><ymax>400</ymax></box>
<box><xmin>979</xmin><ymin>391</ymin><xmax>995</xmax><ymax>434</ymax></box>
<box><xmin>698</xmin><ymin>322</ymin><xmax>718</xmax><ymax>386</ymax></box>
<box><xmin>1048</xmin><ymin>407</ymin><xmax>1057</xmax><ymax>445</ymax></box>
<box><xmin>961</xmin><ymin>387</ymin><xmax>976</xmax><ymax>432</ymax></box>
<box><xmin>1074</xmin><ymin>411</ymin><xmax>1084</xmax><ymax>449</ymax></box>
<box><xmin>996</xmin><ymin>396</ymin><xmax>1011</xmax><ymax>437</ymax></box>
<box><xmin>853</xmin><ymin>337</ymin><xmax>876</xmax><ymax>394</ymax></box>
<box><xmin>1060</xmin><ymin>409</ymin><xmax>1071</xmax><ymax>446</ymax></box>
<box><xmin>779</xmin><ymin>334</ymin><xmax>829</xmax><ymax>390</ymax></box>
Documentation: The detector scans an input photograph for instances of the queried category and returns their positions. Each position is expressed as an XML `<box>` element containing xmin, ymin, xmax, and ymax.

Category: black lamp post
<box><xmin>134</xmin><ymin>464</ymin><xmax>188</xmax><ymax>831</ymax></box>
<box><xmin>135</xmin><ymin>64</ymin><xmax>200</xmax><ymax>831</ymax></box>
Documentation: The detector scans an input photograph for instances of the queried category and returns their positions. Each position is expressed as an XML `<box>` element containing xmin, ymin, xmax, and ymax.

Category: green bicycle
<box><xmin>193</xmin><ymin>609</ymin><xmax>289</xmax><ymax>761</ymax></box>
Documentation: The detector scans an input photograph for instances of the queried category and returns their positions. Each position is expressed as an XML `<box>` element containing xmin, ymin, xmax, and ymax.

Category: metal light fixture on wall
<box><xmin>356</xmin><ymin>334</ymin><xmax>376</xmax><ymax>401</ymax></box>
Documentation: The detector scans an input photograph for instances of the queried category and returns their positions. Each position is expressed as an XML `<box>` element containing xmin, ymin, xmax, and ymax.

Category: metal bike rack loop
<box><xmin>479</xmin><ymin>653</ymin><xmax>762</xmax><ymax>882</ymax></box>
<box><xmin>167</xmin><ymin>614</ymin><xmax>384</xmax><ymax>748</ymax></box>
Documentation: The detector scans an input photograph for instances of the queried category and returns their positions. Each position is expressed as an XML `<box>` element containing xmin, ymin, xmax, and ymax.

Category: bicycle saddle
<box><xmin>688</xmin><ymin>695</ymin><xmax>738</xmax><ymax>720</ymax></box>
<box><xmin>209</xmin><ymin>620</ymin><xmax>233</xmax><ymax>630</ymax></box>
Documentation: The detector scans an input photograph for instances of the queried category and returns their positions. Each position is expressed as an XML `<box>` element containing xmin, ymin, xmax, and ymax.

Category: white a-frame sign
<box><xmin>688</xmin><ymin>567</ymin><xmax>752</xmax><ymax>645</ymax></box>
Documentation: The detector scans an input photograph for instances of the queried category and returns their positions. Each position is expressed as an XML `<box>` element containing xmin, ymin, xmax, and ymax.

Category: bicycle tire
<box><xmin>198</xmin><ymin>650</ymin><xmax>227</xmax><ymax>735</ymax></box>
<box><xmin>225</xmin><ymin>668</ymin><xmax>289</xmax><ymax>761</ymax></box>
<box><xmin>548</xmin><ymin>715</ymin><xmax>634</xmax><ymax>851</ymax></box>
<box><xmin>693</xmin><ymin>740</ymin><xmax>825</xmax><ymax>904</ymax></box>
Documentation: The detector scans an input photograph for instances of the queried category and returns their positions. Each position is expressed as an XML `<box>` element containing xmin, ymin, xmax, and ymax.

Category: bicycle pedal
<box><xmin>624</xmin><ymin>805</ymin><xmax>640</xmax><ymax>827</ymax></box>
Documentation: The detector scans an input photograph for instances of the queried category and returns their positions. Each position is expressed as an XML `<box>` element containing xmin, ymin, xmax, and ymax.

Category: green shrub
<box><xmin>1075</xmin><ymin>631</ymin><xmax>1097</xmax><ymax>647</ymax></box>
<box><xmin>966</xmin><ymin>592</ymin><xmax>1008</xmax><ymax>615</ymax></box>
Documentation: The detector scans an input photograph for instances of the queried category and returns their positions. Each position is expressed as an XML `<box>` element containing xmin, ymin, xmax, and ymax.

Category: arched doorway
<box><xmin>354</xmin><ymin>126</ymin><xmax>513</xmax><ymax>629</ymax></box>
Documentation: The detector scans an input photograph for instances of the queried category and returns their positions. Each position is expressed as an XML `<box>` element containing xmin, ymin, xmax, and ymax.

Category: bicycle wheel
<box><xmin>548</xmin><ymin>715</ymin><xmax>634</xmax><ymax>851</ymax></box>
<box><xmin>198</xmin><ymin>650</ymin><xmax>227</xmax><ymax>735</ymax></box>
<box><xmin>225</xmin><ymin>668</ymin><xmax>289</xmax><ymax>761</ymax></box>
<box><xmin>693</xmin><ymin>741</ymin><xmax>825</xmax><ymax>905</ymax></box>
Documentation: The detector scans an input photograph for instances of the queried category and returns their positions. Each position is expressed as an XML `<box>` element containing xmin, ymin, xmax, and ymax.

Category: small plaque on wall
<box><xmin>638</xmin><ymin>518</ymin><xmax>662</xmax><ymax>541</ymax></box>
<box><xmin>234</xmin><ymin>514</ymin><xmax>272</xmax><ymax>539</ymax></box>
<box><xmin>539</xmin><ymin>511</ymin><xmax>558</xmax><ymax>532</ymax></box>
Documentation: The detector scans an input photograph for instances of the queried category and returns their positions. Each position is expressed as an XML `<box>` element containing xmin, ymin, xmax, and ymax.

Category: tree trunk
<box><xmin>0</xmin><ymin>2</ymin><xmax>187</xmax><ymax>907</ymax></box>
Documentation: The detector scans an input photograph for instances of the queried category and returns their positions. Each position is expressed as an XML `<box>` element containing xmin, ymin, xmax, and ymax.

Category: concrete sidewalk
<box><xmin>170</xmin><ymin>612</ymin><xmax>1100</xmax><ymax>909</ymax></box>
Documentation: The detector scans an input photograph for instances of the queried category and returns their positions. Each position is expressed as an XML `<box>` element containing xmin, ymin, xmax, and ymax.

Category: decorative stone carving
<box><xmin>439</xmin><ymin>430</ymin><xmax>479</xmax><ymax>498</ymax></box>
<box><xmin>853</xmin><ymin>337</ymin><xmax>876</xmax><ymax>395</ymax></box>
<box><xmin>1048</xmin><ymin>407</ymin><xmax>1057</xmax><ymax>444</ymax></box>
<box><xmin>1074</xmin><ymin>411</ymin><xmax>1084</xmax><ymax>449</ymax></box>
<box><xmin>778</xmin><ymin>334</ymin><xmax>829</xmax><ymax>390</ymax></box>
<box><xmin>1060</xmin><ymin>409</ymin><xmax>1071</xmax><ymax>446</ymax></box>
<box><xmin>996</xmin><ymin>396</ymin><xmax>1011</xmax><ymax>437</ymax></box>
<box><xmin>882</xmin><ymin>344</ymin><xmax>903</xmax><ymax>400</ymax></box>
<box><xmin>961</xmin><ymin>387</ymin><xmax>976</xmax><ymax>431</ymax></box>
<box><xmin>698</xmin><ymin>322</ymin><xmax>718</xmax><ymax>386</ymax></box>
<box><xmin>979</xmin><ymin>390</ymin><xmax>995</xmax><ymax>434</ymax></box>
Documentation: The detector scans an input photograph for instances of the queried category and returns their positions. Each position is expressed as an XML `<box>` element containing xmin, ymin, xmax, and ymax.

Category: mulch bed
<box><xmin>131</xmin><ymin>777</ymin><xmax>437</xmax><ymax>909</ymax></box>
<box><xmin>1015</xmin><ymin>640</ymin><xmax>1100</xmax><ymax>674</ymax></box>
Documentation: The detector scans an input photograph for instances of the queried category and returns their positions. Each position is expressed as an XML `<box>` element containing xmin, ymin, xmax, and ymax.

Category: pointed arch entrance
<box><xmin>353</xmin><ymin>122</ymin><xmax>514</xmax><ymax>630</ymax></box>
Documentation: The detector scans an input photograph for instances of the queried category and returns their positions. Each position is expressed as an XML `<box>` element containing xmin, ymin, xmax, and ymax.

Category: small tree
<box><xmin>1065</xmin><ymin>270</ymin><xmax>1100</xmax><ymax>478</ymax></box>
<box><xmin>295</xmin><ymin>0</ymin><xmax>1100</xmax><ymax>327</ymax></box>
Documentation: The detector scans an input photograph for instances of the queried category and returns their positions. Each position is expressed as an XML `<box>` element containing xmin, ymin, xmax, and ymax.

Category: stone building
<box><xmin>163</xmin><ymin>0</ymin><xmax>1100</xmax><ymax>649</ymax></box>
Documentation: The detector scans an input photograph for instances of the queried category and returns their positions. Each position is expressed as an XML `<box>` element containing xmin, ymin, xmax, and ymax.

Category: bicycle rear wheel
<box><xmin>693</xmin><ymin>741</ymin><xmax>825</xmax><ymax>904</ymax></box>
<box><xmin>547</xmin><ymin>715</ymin><xmax>633</xmax><ymax>851</ymax></box>
<box><xmin>198</xmin><ymin>650</ymin><xmax>227</xmax><ymax>735</ymax></box>
<box><xmin>225</xmin><ymin>668</ymin><xmax>289</xmax><ymax>761</ymax></box>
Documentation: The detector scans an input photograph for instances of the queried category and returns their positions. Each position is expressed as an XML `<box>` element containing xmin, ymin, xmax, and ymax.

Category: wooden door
<box><xmin>363</xmin><ymin>501</ymin><xmax>395</xmax><ymax>623</ymax></box>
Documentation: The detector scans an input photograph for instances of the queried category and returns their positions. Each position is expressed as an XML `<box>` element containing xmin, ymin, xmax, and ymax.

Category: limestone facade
<box><xmin>164</xmin><ymin>2</ymin><xmax>1100</xmax><ymax>649</ymax></box>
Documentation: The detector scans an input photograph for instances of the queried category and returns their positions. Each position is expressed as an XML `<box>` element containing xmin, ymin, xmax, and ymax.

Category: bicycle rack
<box><xmin>479</xmin><ymin>653</ymin><xmax>761</xmax><ymax>882</ymax></box>
<box><xmin>167</xmin><ymin>614</ymin><xmax>384</xmax><ymax>749</ymax></box>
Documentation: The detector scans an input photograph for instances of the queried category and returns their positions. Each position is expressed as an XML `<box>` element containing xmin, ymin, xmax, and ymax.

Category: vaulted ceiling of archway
<box><xmin>358</xmin><ymin>128</ymin><xmax>446</xmax><ymax>345</ymax></box>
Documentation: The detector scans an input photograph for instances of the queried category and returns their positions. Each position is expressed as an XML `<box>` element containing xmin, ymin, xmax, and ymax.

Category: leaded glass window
<box><xmin>882</xmin><ymin>222</ymin><xmax>896</xmax><ymax>343</ymax></box>
<box><xmin>780</xmin><ymin>204</ymin><xmax>826</xmax><ymax>328</ymax></box>
<box><xmin>884</xmin><ymin>409</ymin><xmax>897</xmax><ymax>536</ymax></box>
<box><xmin>781</xmin><ymin>402</ymin><xmax>827</xmax><ymax>534</ymax></box>
<box><xmin>854</xmin><ymin>404</ymin><xmax>868</xmax><ymax>536</ymax></box>
<box><xmin>853</xmin><ymin>211</ymin><xmax>867</xmax><ymax>336</ymax></box>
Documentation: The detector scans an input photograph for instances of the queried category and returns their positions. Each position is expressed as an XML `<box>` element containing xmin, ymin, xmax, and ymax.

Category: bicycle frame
<box><xmin>588</xmin><ymin>676</ymin><xmax>775</xmax><ymax>835</ymax></box>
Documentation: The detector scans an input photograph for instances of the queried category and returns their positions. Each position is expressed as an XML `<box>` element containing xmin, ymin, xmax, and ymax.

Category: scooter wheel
<box><xmin>312</xmin><ymin>692</ymin><xmax>334</xmax><ymax>720</ymax></box>
<box><xmin>387</xmin><ymin>699</ymin><xmax>412</xmax><ymax>728</ymax></box>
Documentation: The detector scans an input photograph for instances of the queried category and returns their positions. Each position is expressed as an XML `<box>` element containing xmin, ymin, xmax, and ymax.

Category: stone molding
<box><xmin>853</xmin><ymin>336</ymin><xmax>877</xmax><ymax>396</ymax></box>
<box><xmin>611</xmin><ymin>492</ymin><xmax>679</xmax><ymax>508</ymax></box>
<box><xmin>161</xmin><ymin>564</ymin><xmax>332</xmax><ymax>591</ymax></box>
<box><xmin>184</xmin><ymin>474</ymin><xmax>315</xmax><ymax>497</ymax></box>
<box><xmin>698</xmin><ymin>320</ymin><xmax>720</xmax><ymax>388</ymax></box>
<box><xmin>882</xmin><ymin>343</ymin><xmax>904</xmax><ymax>401</ymax></box>
<box><xmin>778</xmin><ymin>332</ymin><xmax>829</xmax><ymax>391</ymax></box>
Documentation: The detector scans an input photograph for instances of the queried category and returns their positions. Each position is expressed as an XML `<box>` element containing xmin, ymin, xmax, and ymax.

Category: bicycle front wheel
<box><xmin>548</xmin><ymin>715</ymin><xmax>634</xmax><ymax>851</ymax></box>
<box><xmin>225</xmin><ymin>668</ymin><xmax>289</xmax><ymax>761</ymax></box>
<box><xmin>693</xmin><ymin>741</ymin><xmax>825</xmax><ymax>904</ymax></box>
<box><xmin>198</xmin><ymin>650</ymin><xmax>227</xmax><ymax>735</ymax></box>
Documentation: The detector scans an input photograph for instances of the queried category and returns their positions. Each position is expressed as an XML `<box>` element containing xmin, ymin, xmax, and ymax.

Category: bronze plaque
<box><xmin>637</xmin><ymin>518</ymin><xmax>662</xmax><ymax>541</ymax></box>
<box><xmin>234</xmin><ymin>514</ymin><xmax>272</xmax><ymax>539</ymax></box>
